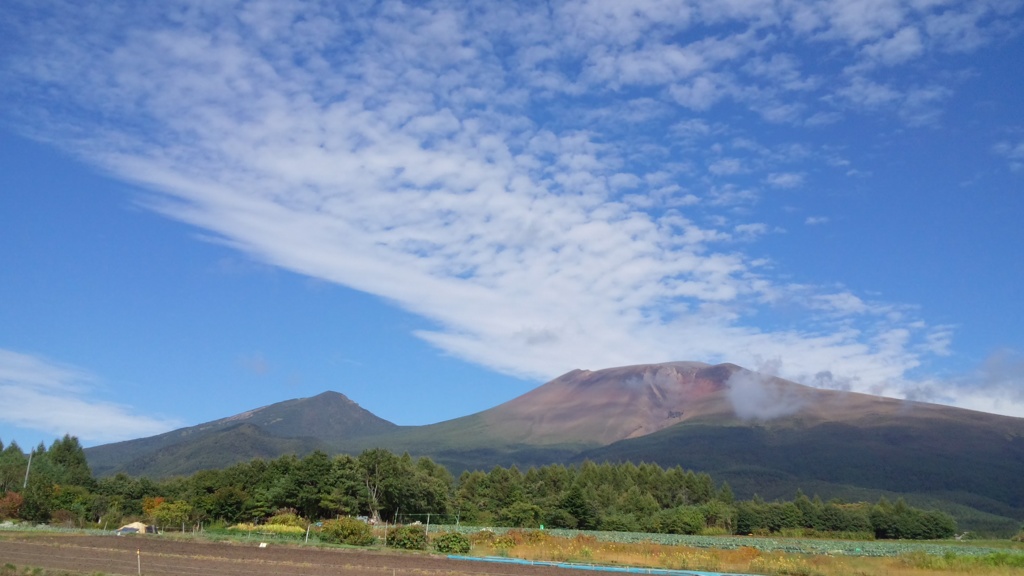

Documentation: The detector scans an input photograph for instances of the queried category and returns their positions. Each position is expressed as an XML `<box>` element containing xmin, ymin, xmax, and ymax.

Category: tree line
<box><xmin>0</xmin><ymin>435</ymin><xmax>957</xmax><ymax>539</ymax></box>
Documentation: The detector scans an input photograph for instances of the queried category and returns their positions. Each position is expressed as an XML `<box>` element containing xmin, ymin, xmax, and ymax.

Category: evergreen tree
<box><xmin>616</xmin><ymin>486</ymin><xmax>660</xmax><ymax>517</ymax></box>
<box><xmin>47</xmin><ymin>435</ymin><xmax>93</xmax><ymax>488</ymax></box>
<box><xmin>454</xmin><ymin>470</ymin><xmax>489</xmax><ymax>523</ymax></box>
<box><xmin>716</xmin><ymin>482</ymin><xmax>735</xmax><ymax>504</ymax></box>
<box><xmin>0</xmin><ymin>441</ymin><xmax>27</xmax><ymax>494</ymax></box>
<box><xmin>294</xmin><ymin>450</ymin><xmax>332</xmax><ymax>519</ymax></box>
<box><xmin>320</xmin><ymin>454</ymin><xmax>366</xmax><ymax>518</ymax></box>
<box><xmin>558</xmin><ymin>482</ymin><xmax>599</xmax><ymax>530</ymax></box>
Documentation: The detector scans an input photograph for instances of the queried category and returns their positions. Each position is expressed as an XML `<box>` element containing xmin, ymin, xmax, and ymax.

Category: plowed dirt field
<box><xmin>0</xmin><ymin>534</ymin><xmax>600</xmax><ymax>576</ymax></box>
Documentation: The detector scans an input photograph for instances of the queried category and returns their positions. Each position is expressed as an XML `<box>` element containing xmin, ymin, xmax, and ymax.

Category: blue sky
<box><xmin>2</xmin><ymin>0</ymin><xmax>1023</xmax><ymax>448</ymax></box>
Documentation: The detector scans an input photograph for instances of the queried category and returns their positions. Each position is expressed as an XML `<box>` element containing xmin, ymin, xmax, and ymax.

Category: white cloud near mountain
<box><xmin>2</xmin><ymin>0</ymin><xmax>1022</xmax><ymax>419</ymax></box>
<box><xmin>0</xmin><ymin>349</ymin><xmax>181</xmax><ymax>444</ymax></box>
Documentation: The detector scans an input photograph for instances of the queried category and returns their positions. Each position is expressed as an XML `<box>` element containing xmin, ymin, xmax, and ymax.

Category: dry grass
<box><xmin>467</xmin><ymin>530</ymin><xmax>1024</xmax><ymax>576</ymax></box>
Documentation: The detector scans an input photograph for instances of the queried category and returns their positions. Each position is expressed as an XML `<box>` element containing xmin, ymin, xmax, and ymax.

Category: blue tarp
<box><xmin>447</xmin><ymin>555</ymin><xmax>759</xmax><ymax>576</ymax></box>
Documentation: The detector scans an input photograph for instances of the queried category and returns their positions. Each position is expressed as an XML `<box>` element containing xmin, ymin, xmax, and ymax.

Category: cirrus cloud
<box><xmin>2</xmin><ymin>0</ymin><xmax>1023</xmax><ymax>419</ymax></box>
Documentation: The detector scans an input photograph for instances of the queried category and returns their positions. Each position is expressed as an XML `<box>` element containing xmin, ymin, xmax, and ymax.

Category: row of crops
<box><xmin>430</xmin><ymin>524</ymin><xmax>1024</xmax><ymax>558</ymax></box>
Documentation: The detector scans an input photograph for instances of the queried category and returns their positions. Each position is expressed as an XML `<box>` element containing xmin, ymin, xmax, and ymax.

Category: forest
<box><xmin>0</xmin><ymin>435</ymin><xmax>958</xmax><ymax>540</ymax></box>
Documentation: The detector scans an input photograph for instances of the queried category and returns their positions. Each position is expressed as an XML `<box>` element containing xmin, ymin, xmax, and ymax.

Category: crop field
<box><xmin>1</xmin><ymin>527</ymin><xmax>1023</xmax><ymax>576</ymax></box>
<box><xmin>461</xmin><ymin>528</ymin><xmax>1024</xmax><ymax>576</ymax></box>
<box><xmin>0</xmin><ymin>533</ymin><xmax>610</xmax><ymax>576</ymax></box>
<box><xmin>435</xmin><ymin>525</ymin><xmax>1023</xmax><ymax>557</ymax></box>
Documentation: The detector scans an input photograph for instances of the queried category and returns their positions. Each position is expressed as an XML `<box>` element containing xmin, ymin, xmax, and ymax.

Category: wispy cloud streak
<box><xmin>0</xmin><ymin>349</ymin><xmax>181</xmax><ymax>444</ymax></box>
<box><xmin>2</xmin><ymin>0</ymin><xmax>1022</xmax><ymax>416</ymax></box>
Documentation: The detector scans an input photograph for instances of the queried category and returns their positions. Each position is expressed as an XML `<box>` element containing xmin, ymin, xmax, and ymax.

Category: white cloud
<box><xmin>804</xmin><ymin>215</ymin><xmax>829</xmax><ymax>225</ymax></box>
<box><xmin>899</xmin><ymin>84</ymin><xmax>952</xmax><ymax>125</ymax></box>
<box><xmin>836</xmin><ymin>77</ymin><xmax>903</xmax><ymax>108</ymax></box>
<box><xmin>0</xmin><ymin>349</ymin><xmax>180</xmax><ymax>444</ymax></box>
<box><xmin>670</xmin><ymin>74</ymin><xmax>729</xmax><ymax>110</ymax></box>
<box><xmin>708</xmin><ymin>157</ymin><xmax>745</xmax><ymax>175</ymax></box>
<box><xmin>2</xmin><ymin>0</ymin><xmax>1023</xmax><ymax>419</ymax></box>
<box><xmin>816</xmin><ymin>0</ymin><xmax>908</xmax><ymax>44</ymax></box>
<box><xmin>805</xmin><ymin>111</ymin><xmax>843</xmax><ymax>126</ymax></box>
<box><xmin>923</xmin><ymin>1</ymin><xmax>1021</xmax><ymax>52</ymax></box>
<box><xmin>766</xmin><ymin>172</ymin><xmax>805</xmax><ymax>188</ymax></box>
<box><xmin>882</xmin><ymin>350</ymin><xmax>1024</xmax><ymax>416</ymax></box>
<box><xmin>950</xmin><ymin>350</ymin><xmax>1024</xmax><ymax>413</ymax></box>
<box><xmin>811</xmin><ymin>292</ymin><xmax>872</xmax><ymax>316</ymax></box>
<box><xmin>862</xmin><ymin>26</ymin><xmax>925</xmax><ymax>66</ymax></box>
<box><xmin>733</xmin><ymin>222</ymin><xmax>771</xmax><ymax>240</ymax></box>
<box><xmin>727</xmin><ymin>366</ymin><xmax>806</xmax><ymax>421</ymax></box>
<box><xmin>832</xmin><ymin>76</ymin><xmax>950</xmax><ymax>125</ymax></box>
<box><xmin>706</xmin><ymin>184</ymin><xmax>760</xmax><ymax>206</ymax></box>
<box><xmin>993</xmin><ymin>140</ymin><xmax>1024</xmax><ymax>171</ymax></box>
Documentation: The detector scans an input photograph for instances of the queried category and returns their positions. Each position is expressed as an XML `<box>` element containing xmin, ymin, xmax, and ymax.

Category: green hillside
<box><xmin>578</xmin><ymin>418</ymin><xmax>1024</xmax><ymax>534</ymax></box>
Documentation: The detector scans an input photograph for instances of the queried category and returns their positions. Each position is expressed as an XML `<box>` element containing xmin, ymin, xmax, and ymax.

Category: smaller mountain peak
<box><xmin>309</xmin><ymin>390</ymin><xmax>355</xmax><ymax>403</ymax></box>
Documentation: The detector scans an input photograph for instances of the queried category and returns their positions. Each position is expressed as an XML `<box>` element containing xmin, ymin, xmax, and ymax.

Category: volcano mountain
<box><xmin>84</xmin><ymin>361</ymin><xmax>1024</xmax><ymax>533</ymax></box>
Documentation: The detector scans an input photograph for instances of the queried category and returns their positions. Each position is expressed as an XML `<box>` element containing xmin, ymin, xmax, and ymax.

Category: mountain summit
<box><xmin>471</xmin><ymin>361</ymin><xmax>735</xmax><ymax>445</ymax></box>
<box><xmin>86</xmin><ymin>390</ymin><xmax>395</xmax><ymax>477</ymax></box>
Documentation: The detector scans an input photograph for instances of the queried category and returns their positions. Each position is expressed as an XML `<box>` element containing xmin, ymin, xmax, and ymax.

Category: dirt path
<box><xmin>0</xmin><ymin>534</ymin><xmax>613</xmax><ymax>576</ymax></box>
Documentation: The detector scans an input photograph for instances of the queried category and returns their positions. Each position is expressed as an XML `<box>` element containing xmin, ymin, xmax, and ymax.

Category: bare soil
<box><xmin>0</xmin><ymin>533</ymin><xmax>607</xmax><ymax>576</ymax></box>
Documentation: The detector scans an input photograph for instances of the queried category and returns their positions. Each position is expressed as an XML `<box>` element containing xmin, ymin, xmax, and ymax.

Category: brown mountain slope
<box><xmin>367</xmin><ymin>361</ymin><xmax>740</xmax><ymax>453</ymax></box>
<box><xmin>471</xmin><ymin>361</ymin><xmax>734</xmax><ymax>444</ymax></box>
<box><xmin>402</xmin><ymin>361</ymin><xmax>1020</xmax><ymax>449</ymax></box>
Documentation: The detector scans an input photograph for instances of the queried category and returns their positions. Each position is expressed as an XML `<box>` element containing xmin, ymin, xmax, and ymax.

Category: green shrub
<box><xmin>653</xmin><ymin>506</ymin><xmax>705</xmax><ymax>535</ymax></box>
<box><xmin>204</xmin><ymin>519</ymin><xmax>229</xmax><ymax>532</ymax></box>
<box><xmin>432</xmin><ymin>531</ymin><xmax>471</xmax><ymax>554</ymax></box>
<box><xmin>600</xmin><ymin>513</ymin><xmax>640</xmax><ymax>532</ymax></box>
<box><xmin>544</xmin><ymin>508</ymin><xmax>578</xmax><ymax>529</ymax></box>
<box><xmin>319</xmin><ymin>517</ymin><xmax>376</xmax><ymax>546</ymax></box>
<box><xmin>497</xmin><ymin>501</ymin><xmax>544</xmax><ymax>527</ymax></box>
<box><xmin>390</xmin><ymin>524</ymin><xmax>427</xmax><ymax>550</ymax></box>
